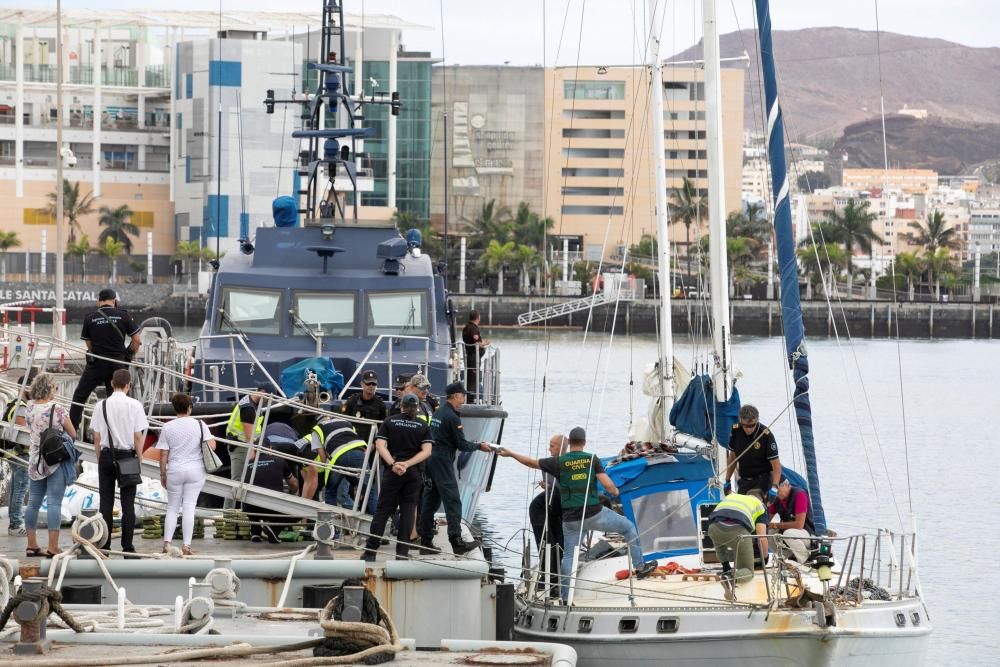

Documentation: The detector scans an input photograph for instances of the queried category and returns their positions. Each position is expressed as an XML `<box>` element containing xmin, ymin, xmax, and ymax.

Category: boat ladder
<box><xmin>517</xmin><ymin>290</ymin><xmax>634</xmax><ymax>326</ymax></box>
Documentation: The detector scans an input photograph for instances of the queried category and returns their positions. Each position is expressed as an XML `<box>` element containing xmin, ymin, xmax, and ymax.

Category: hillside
<box><xmin>673</xmin><ymin>27</ymin><xmax>1000</xmax><ymax>142</ymax></box>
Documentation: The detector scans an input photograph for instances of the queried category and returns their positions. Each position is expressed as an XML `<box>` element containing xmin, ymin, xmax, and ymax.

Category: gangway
<box><xmin>517</xmin><ymin>289</ymin><xmax>634</xmax><ymax>326</ymax></box>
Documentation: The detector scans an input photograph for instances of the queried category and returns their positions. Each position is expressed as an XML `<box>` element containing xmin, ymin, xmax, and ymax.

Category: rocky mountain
<box><xmin>673</xmin><ymin>27</ymin><xmax>1000</xmax><ymax>143</ymax></box>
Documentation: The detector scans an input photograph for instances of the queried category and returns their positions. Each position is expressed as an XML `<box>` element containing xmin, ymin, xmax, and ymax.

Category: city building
<box><xmin>970</xmin><ymin>207</ymin><xmax>1000</xmax><ymax>255</ymax></box>
<box><xmin>842</xmin><ymin>168</ymin><xmax>938</xmax><ymax>194</ymax></box>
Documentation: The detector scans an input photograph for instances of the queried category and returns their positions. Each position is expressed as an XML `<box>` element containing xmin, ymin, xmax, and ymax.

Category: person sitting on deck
<box><xmin>707</xmin><ymin>489</ymin><xmax>770</xmax><ymax>586</ymax></box>
<box><xmin>767</xmin><ymin>475</ymin><xmax>815</xmax><ymax>563</ymax></box>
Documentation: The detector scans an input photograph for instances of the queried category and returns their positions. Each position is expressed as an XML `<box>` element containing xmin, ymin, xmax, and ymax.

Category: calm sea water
<box><xmin>173</xmin><ymin>325</ymin><xmax>995</xmax><ymax>664</ymax></box>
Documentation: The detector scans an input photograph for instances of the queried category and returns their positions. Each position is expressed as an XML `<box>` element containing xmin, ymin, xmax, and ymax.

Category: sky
<box><xmin>13</xmin><ymin>0</ymin><xmax>998</xmax><ymax>66</ymax></box>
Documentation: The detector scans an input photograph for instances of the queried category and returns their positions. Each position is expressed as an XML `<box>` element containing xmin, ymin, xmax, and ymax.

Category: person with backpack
<box><xmin>90</xmin><ymin>369</ymin><xmax>149</xmax><ymax>557</ymax></box>
<box><xmin>23</xmin><ymin>372</ymin><xmax>77</xmax><ymax>558</ymax></box>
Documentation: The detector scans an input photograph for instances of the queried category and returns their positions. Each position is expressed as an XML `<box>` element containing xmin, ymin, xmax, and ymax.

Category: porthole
<box><xmin>578</xmin><ymin>617</ymin><xmax>594</xmax><ymax>634</ymax></box>
<box><xmin>618</xmin><ymin>617</ymin><xmax>639</xmax><ymax>634</ymax></box>
<box><xmin>894</xmin><ymin>613</ymin><xmax>906</xmax><ymax>627</ymax></box>
<box><xmin>525</xmin><ymin>614</ymin><xmax>533</xmax><ymax>628</ymax></box>
<box><xmin>657</xmin><ymin>617</ymin><xmax>679</xmax><ymax>633</ymax></box>
<box><xmin>547</xmin><ymin>617</ymin><xmax>559</xmax><ymax>632</ymax></box>
<box><xmin>911</xmin><ymin>612</ymin><xmax>920</xmax><ymax>626</ymax></box>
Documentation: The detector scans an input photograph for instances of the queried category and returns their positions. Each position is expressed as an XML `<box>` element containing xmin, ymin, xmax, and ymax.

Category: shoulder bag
<box><xmin>200</xmin><ymin>421</ymin><xmax>222</xmax><ymax>473</ymax></box>
<box><xmin>40</xmin><ymin>404</ymin><xmax>70</xmax><ymax>466</ymax></box>
<box><xmin>103</xmin><ymin>401</ymin><xmax>142</xmax><ymax>487</ymax></box>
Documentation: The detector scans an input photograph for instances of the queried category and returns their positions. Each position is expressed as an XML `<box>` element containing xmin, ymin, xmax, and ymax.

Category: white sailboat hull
<box><xmin>514</xmin><ymin>597</ymin><xmax>930</xmax><ymax>666</ymax></box>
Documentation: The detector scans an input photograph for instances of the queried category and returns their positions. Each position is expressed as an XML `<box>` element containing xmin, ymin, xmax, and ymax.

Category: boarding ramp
<box><xmin>517</xmin><ymin>289</ymin><xmax>635</xmax><ymax>326</ymax></box>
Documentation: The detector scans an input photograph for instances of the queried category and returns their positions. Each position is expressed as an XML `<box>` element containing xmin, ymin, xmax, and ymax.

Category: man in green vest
<box><xmin>499</xmin><ymin>426</ymin><xmax>656</xmax><ymax>601</ymax></box>
<box><xmin>707</xmin><ymin>489</ymin><xmax>770</xmax><ymax>588</ymax></box>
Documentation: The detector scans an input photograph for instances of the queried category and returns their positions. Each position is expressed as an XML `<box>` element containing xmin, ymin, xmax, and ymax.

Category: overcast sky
<box><xmin>15</xmin><ymin>0</ymin><xmax>998</xmax><ymax>65</ymax></box>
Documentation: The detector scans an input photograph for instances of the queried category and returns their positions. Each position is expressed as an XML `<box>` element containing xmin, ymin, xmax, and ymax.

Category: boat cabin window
<box><xmin>366</xmin><ymin>290</ymin><xmax>428</xmax><ymax>336</ymax></box>
<box><xmin>219</xmin><ymin>287</ymin><xmax>282</xmax><ymax>335</ymax></box>
<box><xmin>630</xmin><ymin>489</ymin><xmax>698</xmax><ymax>554</ymax></box>
<box><xmin>292</xmin><ymin>292</ymin><xmax>356</xmax><ymax>337</ymax></box>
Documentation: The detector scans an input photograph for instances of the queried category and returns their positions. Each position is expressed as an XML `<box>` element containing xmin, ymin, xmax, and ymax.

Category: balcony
<box><xmin>0</xmin><ymin>64</ymin><xmax>169</xmax><ymax>89</ymax></box>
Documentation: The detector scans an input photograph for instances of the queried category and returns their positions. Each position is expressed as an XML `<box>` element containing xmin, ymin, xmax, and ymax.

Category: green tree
<box><xmin>901</xmin><ymin>210</ymin><xmax>960</xmax><ymax>257</ymax></box>
<box><xmin>824</xmin><ymin>199</ymin><xmax>880</xmax><ymax>295</ymax></box>
<box><xmin>470</xmin><ymin>199</ymin><xmax>513</xmax><ymax>248</ymax></box>
<box><xmin>727</xmin><ymin>237</ymin><xmax>755</xmax><ymax>296</ymax></box>
<box><xmin>668</xmin><ymin>177</ymin><xmax>707</xmax><ymax>279</ymax></box>
<box><xmin>573</xmin><ymin>260</ymin><xmax>599</xmax><ymax>294</ymax></box>
<box><xmin>629</xmin><ymin>233</ymin><xmax>658</xmax><ymax>263</ymax></box>
<box><xmin>727</xmin><ymin>203</ymin><xmax>771</xmax><ymax>260</ymax></box>
<box><xmin>924</xmin><ymin>247</ymin><xmax>956</xmax><ymax>301</ymax></box>
<box><xmin>97</xmin><ymin>236</ymin><xmax>126</xmax><ymax>284</ymax></box>
<box><xmin>46</xmin><ymin>178</ymin><xmax>96</xmax><ymax>244</ymax></box>
<box><xmin>97</xmin><ymin>204</ymin><xmax>139</xmax><ymax>255</ymax></box>
<box><xmin>894</xmin><ymin>251</ymin><xmax>923</xmax><ymax>301</ymax></box>
<box><xmin>478</xmin><ymin>239</ymin><xmax>516</xmax><ymax>295</ymax></box>
<box><xmin>0</xmin><ymin>231</ymin><xmax>21</xmax><ymax>282</ymax></box>
<box><xmin>66</xmin><ymin>235</ymin><xmax>92</xmax><ymax>281</ymax></box>
<box><xmin>514</xmin><ymin>244</ymin><xmax>540</xmax><ymax>293</ymax></box>
<box><xmin>798</xmin><ymin>242</ymin><xmax>847</xmax><ymax>298</ymax></box>
<box><xmin>510</xmin><ymin>202</ymin><xmax>554</xmax><ymax>251</ymax></box>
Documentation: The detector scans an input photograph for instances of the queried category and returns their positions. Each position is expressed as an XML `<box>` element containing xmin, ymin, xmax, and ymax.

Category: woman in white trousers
<box><xmin>156</xmin><ymin>393</ymin><xmax>215</xmax><ymax>555</ymax></box>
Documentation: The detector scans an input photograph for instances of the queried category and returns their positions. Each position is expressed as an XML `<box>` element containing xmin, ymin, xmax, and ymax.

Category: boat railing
<box><xmin>338</xmin><ymin>334</ymin><xmax>433</xmax><ymax>400</ymax></box>
<box><xmin>457</xmin><ymin>342</ymin><xmax>502</xmax><ymax>406</ymax></box>
<box><xmin>187</xmin><ymin>334</ymin><xmax>286</xmax><ymax>400</ymax></box>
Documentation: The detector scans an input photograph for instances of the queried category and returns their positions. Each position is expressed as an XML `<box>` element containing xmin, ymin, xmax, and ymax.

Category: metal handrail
<box><xmin>337</xmin><ymin>334</ymin><xmax>433</xmax><ymax>399</ymax></box>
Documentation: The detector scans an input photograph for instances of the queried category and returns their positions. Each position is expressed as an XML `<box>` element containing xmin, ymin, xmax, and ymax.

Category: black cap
<box><xmin>445</xmin><ymin>381</ymin><xmax>467</xmax><ymax>396</ymax></box>
<box><xmin>361</xmin><ymin>370</ymin><xmax>378</xmax><ymax>384</ymax></box>
<box><xmin>568</xmin><ymin>426</ymin><xmax>587</xmax><ymax>441</ymax></box>
<box><xmin>401</xmin><ymin>392</ymin><xmax>420</xmax><ymax>407</ymax></box>
<box><xmin>394</xmin><ymin>374</ymin><xmax>411</xmax><ymax>390</ymax></box>
<box><xmin>98</xmin><ymin>288</ymin><xmax>117</xmax><ymax>302</ymax></box>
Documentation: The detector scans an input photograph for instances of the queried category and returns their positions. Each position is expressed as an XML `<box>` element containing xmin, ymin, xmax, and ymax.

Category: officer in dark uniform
<box><xmin>362</xmin><ymin>393</ymin><xmax>434</xmax><ymax>561</ymax></box>
<box><xmin>724</xmin><ymin>404</ymin><xmax>783</xmax><ymax>503</ymax></box>
<box><xmin>417</xmin><ymin>381</ymin><xmax>492</xmax><ymax>555</ymax></box>
<box><xmin>70</xmin><ymin>289</ymin><xmax>140</xmax><ymax>430</ymax></box>
<box><xmin>461</xmin><ymin>310</ymin><xmax>489</xmax><ymax>402</ymax></box>
<box><xmin>341</xmin><ymin>370</ymin><xmax>387</xmax><ymax>444</ymax></box>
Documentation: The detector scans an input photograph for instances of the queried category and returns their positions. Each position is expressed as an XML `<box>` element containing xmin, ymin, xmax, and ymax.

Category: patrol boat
<box><xmin>511</xmin><ymin>1</ymin><xmax>930</xmax><ymax>664</ymax></box>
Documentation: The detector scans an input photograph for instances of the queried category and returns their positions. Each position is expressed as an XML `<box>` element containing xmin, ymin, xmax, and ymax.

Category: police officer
<box><xmin>341</xmin><ymin>370</ymin><xmax>387</xmax><ymax>444</ymax></box>
<box><xmin>724</xmin><ymin>404</ymin><xmax>783</xmax><ymax>503</ymax></box>
<box><xmin>707</xmin><ymin>489</ymin><xmax>770</xmax><ymax>587</ymax></box>
<box><xmin>295</xmin><ymin>414</ymin><xmax>375</xmax><ymax>513</ymax></box>
<box><xmin>417</xmin><ymin>381</ymin><xmax>491</xmax><ymax>555</ymax></box>
<box><xmin>461</xmin><ymin>310</ymin><xmax>490</xmax><ymax>402</ymax></box>
<box><xmin>69</xmin><ymin>289</ymin><xmax>140</xmax><ymax>430</ymax></box>
<box><xmin>223</xmin><ymin>388</ymin><xmax>265</xmax><ymax>509</ymax></box>
<box><xmin>388</xmin><ymin>373</ymin><xmax>435</xmax><ymax>422</ymax></box>
<box><xmin>362</xmin><ymin>393</ymin><xmax>434</xmax><ymax>561</ymax></box>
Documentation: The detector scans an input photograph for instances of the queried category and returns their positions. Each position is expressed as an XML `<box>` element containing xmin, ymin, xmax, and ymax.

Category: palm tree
<box><xmin>798</xmin><ymin>242</ymin><xmax>846</xmax><ymax>298</ymax></box>
<box><xmin>668</xmin><ymin>177</ymin><xmax>707</xmax><ymax>279</ymax></box>
<box><xmin>47</xmin><ymin>179</ymin><xmax>96</xmax><ymax>244</ymax></box>
<box><xmin>97</xmin><ymin>236</ymin><xmax>125</xmax><ymax>284</ymax></box>
<box><xmin>66</xmin><ymin>235</ymin><xmax>92</xmax><ymax>281</ymax></box>
<box><xmin>470</xmin><ymin>199</ymin><xmax>512</xmax><ymax>248</ymax></box>
<box><xmin>479</xmin><ymin>239</ymin><xmax>516</xmax><ymax>295</ymax></box>
<box><xmin>0</xmin><ymin>231</ymin><xmax>21</xmax><ymax>281</ymax></box>
<box><xmin>510</xmin><ymin>202</ymin><xmax>554</xmax><ymax>250</ymax></box>
<box><xmin>894</xmin><ymin>251</ymin><xmax>922</xmax><ymax>301</ymax></box>
<box><xmin>97</xmin><ymin>204</ymin><xmax>139</xmax><ymax>255</ymax></box>
<box><xmin>901</xmin><ymin>210</ymin><xmax>959</xmax><ymax>257</ymax></box>
<box><xmin>629</xmin><ymin>233</ymin><xmax>658</xmax><ymax>263</ymax></box>
<box><xmin>924</xmin><ymin>247</ymin><xmax>955</xmax><ymax>301</ymax></box>
<box><xmin>726</xmin><ymin>237</ymin><xmax>754</xmax><ymax>296</ymax></box>
<box><xmin>825</xmin><ymin>199</ymin><xmax>880</xmax><ymax>296</ymax></box>
<box><xmin>514</xmin><ymin>244</ymin><xmax>540</xmax><ymax>294</ymax></box>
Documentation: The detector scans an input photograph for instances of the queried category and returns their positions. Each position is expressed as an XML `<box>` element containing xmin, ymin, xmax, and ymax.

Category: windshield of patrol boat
<box><xmin>293</xmin><ymin>292</ymin><xmax>355</xmax><ymax>336</ymax></box>
<box><xmin>219</xmin><ymin>287</ymin><xmax>281</xmax><ymax>335</ymax></box>
<box><xmin>366</xmin><ymin>290</ymin><xmax>428</xmax><ymax>336</ymax></box>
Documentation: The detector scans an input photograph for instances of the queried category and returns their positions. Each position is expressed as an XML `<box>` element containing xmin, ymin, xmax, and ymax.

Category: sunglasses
<box><xmin>740</xmin><ymin>422</ymin><xmax>758</xmax><ymax>429</ymax></box>
<box><xmin>363</xmin><ymin>381</ymin><xmax>377</xmax><ymax>387</ymax></box>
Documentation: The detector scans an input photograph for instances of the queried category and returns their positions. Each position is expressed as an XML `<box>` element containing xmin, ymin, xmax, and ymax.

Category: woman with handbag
<box><xmin>23</xmin><ymin>373</ymin><xmax>77</xmax><ymax>558</ymax></box>
<box><xmin>156</xmin><ymin>393</ymin><xmax>216</xmax><ymax>555</ymax></box>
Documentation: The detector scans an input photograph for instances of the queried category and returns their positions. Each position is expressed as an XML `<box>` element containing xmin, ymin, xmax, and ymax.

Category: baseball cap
<box><xmin>409</xmin><ymin>373</ymin><xmax>431</xmax><ymax>391</ymax></box>
<box><xmin>98</xmin><ymin>288</ymin><xmax>117</xmax><ymax>302</ymax></box>
<box><xmin>401</xmin><ymin>392</ymin><xmax>420</xmax><ymax>407</ymax></box>
<box><xmin>445</xmin><ymin>381</ymin><xmax>467</xmax><ymax>396</ymax></box>
<box><xmin>361</xmin><ymin>370</ymin><xmax>378</xmax><ymax>384</ymax></box>
<box><xmin>568</xmin><ymin>426</ymin><xmax>587</xmax><ymax>441</ymax></box>
<box><xmin>394</xmin><ymin>374</ymin><xmax>411</xmax><ymax>390</ymax></box>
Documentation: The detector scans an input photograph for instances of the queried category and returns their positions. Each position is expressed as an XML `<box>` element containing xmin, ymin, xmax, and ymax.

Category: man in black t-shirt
<box><xmin>724</xmin><ymin>404</ymin><xmax>783</xmax><ymax>502</ymax></box>
<box><xmin>341</xmin><ymin>369</ymin><xmax>387</xmax><ymax>444</ymax></box>
<box><xmin>242</xmin><ymin>451</ymin><xmax>299</xmax><ymax>543</ymax></box>
<box><xmin>362</xmin><ymin>393</ymin><xmax>433</xmax><ymax>561</ymax></box>
<box><xmin>69</xmin><ymin>289</ymin><xmax>141</xmax><ymax>429</ymax></box>
<box><xmin>461</xmin><ymin>310</ymin><xmax>490</xmax><ymax>402</ymax></box>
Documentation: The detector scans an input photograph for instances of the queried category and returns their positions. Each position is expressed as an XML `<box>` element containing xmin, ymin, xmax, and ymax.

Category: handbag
<box><xmin>103</xmin><ymin>401</ymin><xmax>142</xmax><ymax>487</ymax></box>
<box><xmin>200</xmin><ymin>421</ymin><xmax>222</xmax><ymax>473</ymax></box>
<box><xmin>40</xmin><ymin>404</ymin><xmax>70</xmax><ymax>466</ymax></box>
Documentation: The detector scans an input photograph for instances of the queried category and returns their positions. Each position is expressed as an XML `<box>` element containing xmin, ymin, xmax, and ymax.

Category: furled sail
<box><xmin>754</xmin><ymin>0</ymin><xmax>827</xmax><ymax>533</ymax></box>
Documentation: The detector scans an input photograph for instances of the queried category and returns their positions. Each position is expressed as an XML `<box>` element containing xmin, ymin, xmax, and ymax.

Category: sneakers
<box><xmin>635</xmin><ymin>560</ymin><xmax>658</xmax><ymax>579</ymax></box>
<box><xmin>449</xmin><ymin>538</ymin><xmax>481</xmax><ymax>556</ymax></box>
<box><xmin>7</xmin><ymin>525</ymin><xmax>26</xmax><ymax>537</ymax></box>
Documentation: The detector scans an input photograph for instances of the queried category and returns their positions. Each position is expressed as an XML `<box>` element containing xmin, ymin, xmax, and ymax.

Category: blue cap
<box><xmin>401</xmin><ymin>392</ymin><xmax>420</xmax><ymax>407</ymax></box>
<box><xmin>445</xmin><ymin>381</ymin><xmax>467</xmax><ymax>396</ymax></box>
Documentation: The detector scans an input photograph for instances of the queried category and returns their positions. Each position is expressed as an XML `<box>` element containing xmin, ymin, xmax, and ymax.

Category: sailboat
<box><xmin>510</xmin><ymin>1</ymin><xmax>931</xmax><ymax>664</ymax></box>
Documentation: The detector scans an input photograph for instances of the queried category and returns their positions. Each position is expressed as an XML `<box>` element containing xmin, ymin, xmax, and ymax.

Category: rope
<box><xmin>0</xmin><ymin>583</ymin><xmax>86</xmax><ymax>634</ymax></box>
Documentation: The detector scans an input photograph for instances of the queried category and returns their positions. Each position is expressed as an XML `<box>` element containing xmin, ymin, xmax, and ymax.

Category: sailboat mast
<box><xmin>703</xmin><ymin>0</ymin><xmax>734</xmax><ymax>401</ymax></box>
<box><xmin>647</xmin><ymin>0</ymin><xmax>675</xmax><ymax>421</ymax></box>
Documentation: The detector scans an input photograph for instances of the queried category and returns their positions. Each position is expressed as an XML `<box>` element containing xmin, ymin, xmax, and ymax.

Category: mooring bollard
<box><xmin>314</xmin><ymin>510</ymin><xmax>336</xmax><ymax>561</ymax></box>
<box><xmin>13</xmin><ymin>577</ymin><xmax>51</xmax><ymax>655</ymax></box>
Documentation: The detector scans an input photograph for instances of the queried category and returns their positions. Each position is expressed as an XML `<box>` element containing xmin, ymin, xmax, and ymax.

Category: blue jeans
<box><xmin>8</xmin><ymin>459</ymin><xmax>29</xmax><ymax>528</ymax></box>
<box><xmin>562</xmin><ymin>506</ymin><xmax>645</xmax><ymax>600</ymax></box>
<box><xmin>24</xmin><ymin>464</ymin><xmax>68</xmax><ymax>531</ymax></box>
<box><xmin>323</xmin><ymin>449</ymin><xmax>377</xmax><ymax>515</ymax></box>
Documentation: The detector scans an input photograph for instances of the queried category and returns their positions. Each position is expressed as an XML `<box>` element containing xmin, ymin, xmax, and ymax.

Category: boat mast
<box><xmin>647</xmin><ymin>0</ymin><xmax>675</xmax><ymax>423</ymax></box>
<box><xmin>703</xmin><ymin>0</ymin><xmax>734</xmax><ymax>401</ymax></box>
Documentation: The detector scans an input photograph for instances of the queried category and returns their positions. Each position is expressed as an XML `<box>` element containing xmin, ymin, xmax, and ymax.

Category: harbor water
<box><xmin>171</xmin><ymin>326</ymin><xmax>993</xmax><ymax>664</ymax></box>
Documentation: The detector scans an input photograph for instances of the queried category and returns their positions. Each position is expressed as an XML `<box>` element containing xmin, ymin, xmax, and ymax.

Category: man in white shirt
<box><xmin>90</xmin><ymin>368</ymin><xmax>149</xmax><ymax>556</ymax></box>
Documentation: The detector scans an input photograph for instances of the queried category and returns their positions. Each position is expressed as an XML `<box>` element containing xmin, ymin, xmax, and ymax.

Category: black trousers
<box><xmin>418</xmin><ymin>455</ymin><xmax>464</xmax><ymax>543</ymax></box>
<box><xmin>529</xmin><ymin>490</ymin><xmax>563</xmax><ymax>593</ymax></box>
<box><xmin>365</xmin><ymin>467</ymin><xmax>422</xmax><ymax>556</ymax></box>
<box><xmin>71</xmin><ymin>357</ymin><xmax>127</xmax><ymax>430</ymax></box>
<box><xmin>98</xmin><ymin>448</ymin><xmax>137</xmax><ymax>552</ymax></box>
<box><xmin>737</xmin><ymin>471</ymin><xmax>773</xmax><ymax>497</ymax></box>
<box><xmin>466</xmin><ymin>366</ymin><xmax>479</xmax><ymax>402</ymax></box>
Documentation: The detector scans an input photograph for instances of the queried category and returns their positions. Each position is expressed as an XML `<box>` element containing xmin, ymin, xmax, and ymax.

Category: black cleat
<box><xmin>635</xmin><ymin>561</ymin><xmax>658</xmax><ymax>579</ymax></box>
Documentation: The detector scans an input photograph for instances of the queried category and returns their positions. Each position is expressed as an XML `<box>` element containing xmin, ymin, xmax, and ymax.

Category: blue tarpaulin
<box><xmin>279</xmin><ymin>358</ymin><xmax>345</xmax><ymax>399</ymax></box>
<box><xmin>668</xmin><ymin>375</ymin><xmax>741</xmax><ymax>447</ymax></box>
<box><xmin>272</xmin><ymin>196</ymin><xmax>298</xmax><ymax>228</ymax></box>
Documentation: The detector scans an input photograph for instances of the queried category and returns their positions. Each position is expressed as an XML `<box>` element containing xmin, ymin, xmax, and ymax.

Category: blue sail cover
<box><xmin>754</xmin><ymin>0</ymin><xmax>826</xmax><ymax>533</ymax></box>
<box><xmin>279</xmin><ymin>358</ymin><xmax>345</xmax><ymax>399</ymax></box>
<box><xmin>669</xmin><ymin>375</ymin><xmax>741</xmax><ymax>447</ymax></box>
